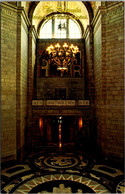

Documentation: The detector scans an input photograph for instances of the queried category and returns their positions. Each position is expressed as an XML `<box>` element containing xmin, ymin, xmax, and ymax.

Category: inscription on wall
<box><xmin>32</xmin><ymin>100</ymin><xmax>89</xmax><ymax>106</ymax></box>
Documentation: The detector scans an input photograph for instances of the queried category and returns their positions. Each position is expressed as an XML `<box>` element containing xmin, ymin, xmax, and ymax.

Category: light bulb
<box><xmin>55</xmin><ymin>43</ymin><xmax>60</xmax><ymax>49</ymax></box>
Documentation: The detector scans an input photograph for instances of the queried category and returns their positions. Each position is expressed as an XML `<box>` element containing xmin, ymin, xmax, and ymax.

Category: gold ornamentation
<box><xmin>51</xmin><ymin>157</ymin><xmax>72</xmax><ymax>166</ymax></box>
<box><xmin>38</xmin><ymin>184</ymin><xmax>83</xmax><ymax>193</ymax></box>
<box><xmin>4</xmin><ymin>184</ymin><xmax>15</xmax><ymax>193</ymax></box>
<box><xmin>44</xmin><ymin>156</ymin><xmax>79</xmax><ymax>168</ymax></box>
<box><xmin>21</xmin><ymin>174</ymin><xmax>34</xmax><ymax>181</ymax></box>
<box><xmin>13</xmin><ymin>174</ymin><xmax>111</xmax><ymax>193</ymax></box>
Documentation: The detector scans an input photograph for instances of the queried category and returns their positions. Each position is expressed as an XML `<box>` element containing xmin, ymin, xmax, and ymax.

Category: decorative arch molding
<box><xmin>28</xmin><ymin>1</ymin><xmax>39</xmax><ymax>22</ymax></box>
<box><xmin>37</xmin><ymin>12</ymin><xmax>84</xmax><ymax>37</ymax></box>
<box><xmin>28</xmin><ymin>1</ymin><xmax>94</xmax><ymax>27</ymax></box>
<box><xmin>83</xmin><ymin>2</ymin><xmax>93</xmax><ymax>23</ymax></box>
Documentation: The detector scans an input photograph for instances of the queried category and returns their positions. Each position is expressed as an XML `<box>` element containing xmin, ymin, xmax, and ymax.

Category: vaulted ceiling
<box><xmin>21</xmin><ymin>1</ymin><xmax>101</xmax><ymax>33</ymax></box>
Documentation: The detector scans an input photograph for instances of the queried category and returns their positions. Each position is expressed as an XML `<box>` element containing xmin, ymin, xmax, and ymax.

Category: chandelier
<box><xmin>46</xmin><ymin>43</ymin><xmax>79</xmax><ymax>76</ymax></box>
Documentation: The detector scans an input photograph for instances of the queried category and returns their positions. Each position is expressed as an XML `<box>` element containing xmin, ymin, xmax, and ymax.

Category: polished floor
<box><xmin>1</xmin><ymin>148</ymin><xmax>125</xmax><ymax>193</ymax></box>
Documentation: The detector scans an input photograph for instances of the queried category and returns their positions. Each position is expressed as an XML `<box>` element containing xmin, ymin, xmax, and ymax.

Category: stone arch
<box><xmin>28</xmin><ymin>2</ymin><xmax>94</xmax><ymax>26</ymax></box>
<box><xmin>28</xmin><ymin>1</ymin><xmax>39</xmax><ymax>22</ymax></box>
<box><xmin>83</xmin><ymin>2</ymin><xmax>93</xmax><ymax>23</ymax></box>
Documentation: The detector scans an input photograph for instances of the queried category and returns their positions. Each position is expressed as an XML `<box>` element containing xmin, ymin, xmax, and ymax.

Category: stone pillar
<box><xmin>84</xmin><ymin>25</ymin><xmax>94</xmax><ymax>103</ymax></box>
<box><xmin>16</xmin><ymin>6</ymin><xmax>22</xmax><ymax>161</ymax></box>
<box><xmin>16</xmin><ymin>6</ymin><xmax>30</xmax><ymax>161</ymax></box>
<box><xmin>92</xmin><ymin>2</ymin><xmax>124</xmax><ymax>161</ymax></box>
<box><xmin>84</xmin><ymin>25</ymin><xmax>96</xmax><ymax>150</ymax></box>
<box><xmin>27</xmin><ymin>25</ymin><xmax>37</xmax><ymax>153</ymax></box>
<box><xmin>1</xmin><ymin>2</ymin><xmax>17</xmax><ymax>162</ymax></box>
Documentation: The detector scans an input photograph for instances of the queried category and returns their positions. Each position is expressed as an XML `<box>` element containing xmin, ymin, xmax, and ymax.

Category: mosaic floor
<box><xmin>1</xmin><ymin>150</ymin><xmax>125</xmax><ymax>193</ymax></box>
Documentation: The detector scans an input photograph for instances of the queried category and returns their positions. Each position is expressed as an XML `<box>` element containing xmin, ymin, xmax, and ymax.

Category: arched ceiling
<box><xmin>21</xmin><ymin>1</ymin><xmax>101</xmax><ymax>32</ymax></box>
<box><xmin>32</xmin><ymin>1</ymin><xmax>89</xmax><ymax>32</ymax></box>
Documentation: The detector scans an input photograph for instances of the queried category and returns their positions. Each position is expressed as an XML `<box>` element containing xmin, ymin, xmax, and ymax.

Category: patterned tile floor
<box><xmin>1</xmin><ymin>150</ymin><xmax>125</xmax><ymax>193</ymax></box>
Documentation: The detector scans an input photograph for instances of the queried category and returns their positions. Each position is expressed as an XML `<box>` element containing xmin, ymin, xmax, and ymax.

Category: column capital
<box><xmin>17</xmin><ymin>6</ymin><xmax>31</xmax><ymax>28</ymax></box>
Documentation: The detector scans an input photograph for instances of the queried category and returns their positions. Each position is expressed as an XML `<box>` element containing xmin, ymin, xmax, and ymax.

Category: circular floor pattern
<box><xmin>43</xmin><ymin>155</ymin><xmax>79</xmax><ymax>168</ymax></box>
<box><xmin>116</xmin><ymin>180</ymin><xmax>125</xmax><ymax>193</ymax></box>
<box><xmin>34</xmin><ymin>152</ymin><xmax>88</xmax><ymax>171</ymax></box>
<box><xmin>9</xmin><ymin>174</ymin><xmax>111</xmax><ymax>193</ymax></box>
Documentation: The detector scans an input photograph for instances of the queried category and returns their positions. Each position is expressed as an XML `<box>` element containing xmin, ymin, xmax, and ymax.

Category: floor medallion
<box><xmin>1</xmin><ymin>151</ymin><xmax>124</xmax><ymax>193</ymax></box>
<box><xmin>9</xmin><ymin>174</ymin><xmax>111</xmax><ymax>194</ymax></box>
<box><xmin>43</xmin><ymin>155</ymin><xmax>79</xmax><ymax>168</ymax></box>
<box><xmin>33</xmin><ymin>152</ymin><xmax>88</xmax><ymax>172</ymax></box>
<box><xmin>116</xmin><ymin>180</ymin><xmax>125</xmax><ymax>193</ymax></box>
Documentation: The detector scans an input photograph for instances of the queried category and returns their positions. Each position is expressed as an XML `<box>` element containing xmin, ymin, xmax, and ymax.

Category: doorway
<box><xmin>61</xmin><ymin>116</ymin><xmax>77</xmax><ymax>147</ymax></box>
<box><xmin>45</xmin><ymin>116</ymin><xmax>79</xmax><ymax>147</ymax></box>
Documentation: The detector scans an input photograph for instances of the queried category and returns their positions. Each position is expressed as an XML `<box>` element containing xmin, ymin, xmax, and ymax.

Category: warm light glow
<box><xmin>59</xmin><ymin>143</ymin><xmax>62</xmax><ymax>148</ymax></box>
<box><xmin>59</xmin><ymin>123</ymin><xmax>62</xmax><ymax>148</ymax></box>
<box><xmin>39</xmin><ymin>117</ymin><xmax>43</xmax><ymax>138</ymax></box>
<box><xmin>74</xmin><ymin>46</ymin><xmax>79</xmax><ymax>53</ymax></box>
<box><xmin>55</xmin><ymin>43</ymin><xmax>61</xmax><ymax>49</ymax></box>
<box><xmin>39</xmin><ymin>118</ymin><xmax>43</xmax><ymax>128</ymax></box>
<box><xmin>59</xmin><ymin>123</ymin><xmax>61</xmax><ymax>132</ymax></box>
<box><xmin>46</xmin><ymin>44</ymin><xmax>55</xmax><ymax>54</ymax></box>
<box><xmin>50</xmin><ymin>44</ymin><xmax>54</xmax><ymax>50</ymax></box>
<box><xmin>63</xmin><ymin>42</ymin><xmax>68</xmax><ymax>49</ymax></box>
<box><xmin>70</xmin><ymin>44</ymin><xmax>74</xmax><ymax>50</ymax></box>
<box><xmin>59</xmin><ymin>134</ymin><xmax>61</xmax><ymax>139</ymax></box>
<box><xmin>57</xmin><ymin>66</ymin><xmax>67</xmax><ymax>70</ymax></box>
<box><xmin>46</xmin><ymin>43</ymin><xmax>79</xmax><ymax>75</ymax></box>
<box><xmin>46</xmin><ymin>47</ymin><xmax>51</xmax><ymax>54</ymax></box>
<box><xmin>79</xmin><ymin>117</ymin><xmax>82</xmax><ymax>128</ymax></box>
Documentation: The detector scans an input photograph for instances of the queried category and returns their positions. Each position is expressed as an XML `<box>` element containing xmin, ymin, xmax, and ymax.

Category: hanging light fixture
<box><xmin>46</xmin><ymin>43</ymin><xmax>79</xmax><ymax>76</ymax></box>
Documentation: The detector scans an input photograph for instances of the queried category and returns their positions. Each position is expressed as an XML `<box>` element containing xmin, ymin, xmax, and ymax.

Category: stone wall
<box><xmin>36</xmin><ymin>78</ymin><xmax>84</xmax><ymax>100</ymax></box>
<box><xmin>1</xmin><ymin>3</ymin><xmax>30</xmax><ymax>162</ymax></box>
<box><xmin>27</xmin><ymin>26</ymin><xmax>37</xmax><ymax>153</ymax></box>
<box><xmin>20</xmin><ymin>16</ymin><xmax>28</xmax><ymax>159</ymax></box>
<box><xmin>1</xmin><ymin>1</ymin><xmax>124</xmax><ymax>163</ymax></box>
<box><xmin>92</xmin><ymin>2</ymin><xmax>124</xmax><ymax>160</ymax></box>
<box><xmin>103</xmin><ymin>3</ymin><xmax>124</xmax><ymax>159</ymax></box>
<box><xmin>16</xmin><ymin>7</ymin><xmax>30</xmax><ymax>160</ymax></box>
<box><xmin>84</xmin><ymin>26</ymin><xmax>94</xmax><ymax>102</ymax></box>
<box><xmin>35</xmin><ymin>39</ymin><xmax>85</xmax><ymax>100</ymax></box>
<box><xmin>93</xmin><ymin>13</ymin><xmax>102</xmax><ymax>149</ymax></box>
<box><xmin>1</xmin><ymin>3</ymin><xmax>17</xmax><ymax>162</ymax></box>
<box><xmin>84</xmin><ymin>25</ymin><xmax>96</xmax><ymax>148</ymax></box>
<box><xmin>84</xmin><ymin>27</ymin><xmax>91</xmax><ymax>100</ymax></box>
